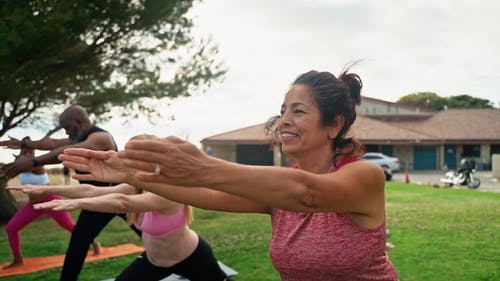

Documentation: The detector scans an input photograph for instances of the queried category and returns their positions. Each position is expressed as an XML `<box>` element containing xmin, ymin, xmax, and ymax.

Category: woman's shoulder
<box><xmin>332</xmin><ymin>157</ymin><xmax>386</xmax><ymax>189</ymax></box>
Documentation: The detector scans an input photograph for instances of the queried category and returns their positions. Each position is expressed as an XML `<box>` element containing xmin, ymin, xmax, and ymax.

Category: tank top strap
<box><xmin>332</xmin><ymin>155</ymin><xmax>360</xmax><ymax>172</ymax></box>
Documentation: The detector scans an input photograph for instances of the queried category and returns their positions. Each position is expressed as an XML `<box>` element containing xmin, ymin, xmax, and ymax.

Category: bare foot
<box><xmin>2</xmin><ymin>260</ymin><xmax>24</xmax><ymax>269</ymax></box>
<box><xmin>386</xmin><ymin>242</ymin><xmax>395</xmax><ymax>250</ymax></box>
<box><xmin>92</xmin><ymin>241</ymin><xmax>102</xmax><ymax>256</ymax></box>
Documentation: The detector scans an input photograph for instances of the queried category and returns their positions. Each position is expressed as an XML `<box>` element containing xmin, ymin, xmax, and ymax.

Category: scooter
<box><xmin>440</xmin><ymin>167</ymin><xmax>481</xmax><ymax>189</ymax></box>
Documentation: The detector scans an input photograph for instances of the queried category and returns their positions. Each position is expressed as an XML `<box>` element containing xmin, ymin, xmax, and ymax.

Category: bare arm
<box><xmin>59</xmin><ymin>147</ymin><xmax>270</xmax><ymax>214</ymax></box>
<box><xmin>34</xmin><ymin>192</ymin><xmax>177</xmax><ymax>214</ymax></box>
<box><xmin>26</xmin><ymin>137</ymin><xmax>72</xmax><ymax>150</ymax></box>
<box><xmin>5</xmin><ymin>131</ymin><xmax>116</xmax><ymax>178</ymax></box>
<box><xmin>0</xmin><ymin>136</ymin><xmax>70</xmax><ymax>150</ymax></box>
<box><xmin>34</xmin><ymin>132</ymin><xmax>115</xmax><ymax>165</ymax></box>
<box><xmin>127</xmin><ymin>178</ymin><xmax>270</xmax><ymax>214</ymax></box>
<box><xmin>121</xmin><ymin>137</ymin><xmax>386</xmax><ymax>215</ymax></box>
<box><xmin>8</xmin><ymin>183</ymin><xmax>136</xmax><ymax>199</ymax></box>
<box><xmin>203</xmin><ymin>159</ymin><xmax>385</xmax><ymax>214</ymax></box>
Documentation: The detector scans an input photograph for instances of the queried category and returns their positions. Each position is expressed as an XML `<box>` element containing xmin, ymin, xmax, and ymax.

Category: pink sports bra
<box><xmin>134</xmin><ymin>206</ymin><xmax>186</xmax><ymax>238</ymax></box>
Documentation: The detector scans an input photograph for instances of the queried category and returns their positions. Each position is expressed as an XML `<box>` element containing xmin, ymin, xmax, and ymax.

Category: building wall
<box><xmin>439</xmin><ymin>145</ymin><xmax>444</xmax><ymax>169</ymax></box>
<box><xmin>236</xmin><ymin>144</ymin><xmax>274</xmax><ymax>165</ymax></box>
<box><xmin>203</xmin><ymin>143</ymin><xmax>236</xmax><ymax>162</ymax></box>
<box><xmin>455</xmin><ymin>144</ymin><xmax>489</xmax><ymax>170</ymax></box>
<box><xmin>358</xmin><ymin>100</ymin><xmax>424</xmax><ymax>115</ymax></box>
<box><xmin>393</xmin><ymin>145</ymin><xmax>413</xmax><ymax>170</ymax></box>
<box><xmin>273</xmin><ymin>145</ymin><xmax>282</xmax><ymax>166</ymax></box>
<box><xmin>204</xmin><ymin>142</ymin><xmax>496</xmax><ymax>171</ymax></box>
<box><xmin>480</xmin><ymin>144</ymin><xmax>490</xmax><ymax>169</ymax></box>
<box><xmin>394</xmin><ymin>144</ymin><xmax>495</xmax><ymax>171</ymax></box>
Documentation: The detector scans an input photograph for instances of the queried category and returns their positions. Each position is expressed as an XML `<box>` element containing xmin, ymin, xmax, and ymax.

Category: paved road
<box><xmin>391</xmin><ymin>170</ymin><xmax>500</xmax><ymax>193</ymax></box>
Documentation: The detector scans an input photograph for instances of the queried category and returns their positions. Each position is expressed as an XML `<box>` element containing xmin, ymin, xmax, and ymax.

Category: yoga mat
<box><xmin>0</xmin><ymin>243</ymin><xmax>144</xmax><ymax>277</ymax></box>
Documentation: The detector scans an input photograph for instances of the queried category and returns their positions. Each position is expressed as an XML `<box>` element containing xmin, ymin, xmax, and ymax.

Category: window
<box><xmin>462</xmin><ymin>145</ymin><xmax>480</xmax><ymax>157</ymax></box>
<box><xmin>363</xmin><ymin>155</ymin><xmax>381</xmax><ymax>160</ymax></box>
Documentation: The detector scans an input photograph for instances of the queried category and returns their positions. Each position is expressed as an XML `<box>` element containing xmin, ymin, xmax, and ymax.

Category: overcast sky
<box><xmin>2</xmin><ymin>0</ymin><xmax>500</xmax><ymax>163</ymax></box>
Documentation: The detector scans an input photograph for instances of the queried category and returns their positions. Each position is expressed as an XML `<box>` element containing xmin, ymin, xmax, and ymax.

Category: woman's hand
<box><xmin>58</xmin><ymin>148</ymin><xmax>135</xmax><ymax>183</ymax></box>
<box><xmin>7</xmin><ymin>185</ymin><xmax>49</xmax><ymax>196</ymax></box>
<box><xmin>118</xmin><ymin>136</ymin><xmax>213</xmax><ymax>186</ymax></box>
<box><xmin>34</xmin><ymin>199</ymin><xmax>81</xmax><ymax>211</ymax></box>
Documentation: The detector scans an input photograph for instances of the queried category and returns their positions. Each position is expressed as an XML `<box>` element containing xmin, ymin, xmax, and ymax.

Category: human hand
<box><xmin>59</xmin><ymin>148</ymin><xmax>134</xmax><ymax>183</ymax></box>
<box><xmin>34</xmin><ymin>199</ymin><xmax>81</xmax><ymax>211</ymax></box>
<box><xmin>0</xmin><ymin>136</ymin><xmax>22</xmax><ymax>149</ymax></box>
<box><xmin>118</xmin><ymin>136</ymin><xmax>211</xmax><ymax>185</ymax></box>
<box><xmin>7</xmin><ymin>185</ymin><xmax>49</xmax><ymax>196</ymax></box>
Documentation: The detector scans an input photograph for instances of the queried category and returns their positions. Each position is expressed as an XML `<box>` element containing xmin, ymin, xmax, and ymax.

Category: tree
<box><xmin>397</xmin><ymin>92</ymin><xmax>446</xmax><ymax>110</ymax></box>
<box><xmin>0</xmin><ymin>0</ymin><xmax>226</xmax><ymax>138</ymax></box>
<box><xmin>0</xmin><ymin>0</ymin><xmax>226</xmax><ymax>220</ymax></box>
<box><xmin>398</xmin><ymin>92</ymin><xmax>493</xmax><ymax>110</ymax></box>
<box><xmin>446</xmin><ymin>95</ymin><xmax>493</xmax><ymax>109</ymax></box>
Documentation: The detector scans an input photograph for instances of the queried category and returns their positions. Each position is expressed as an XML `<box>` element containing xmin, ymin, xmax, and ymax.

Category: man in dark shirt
<box><xmin>1</xmin><ymin>104</ymin><xmax>141</xmax><ymax>281</ymax></box>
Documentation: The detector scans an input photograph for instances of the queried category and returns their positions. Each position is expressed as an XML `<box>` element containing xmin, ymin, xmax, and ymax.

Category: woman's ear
<box><xmin>328</xmin><ymin>115</ymin><xmax>345</xmax><ymax>139</ymax></box>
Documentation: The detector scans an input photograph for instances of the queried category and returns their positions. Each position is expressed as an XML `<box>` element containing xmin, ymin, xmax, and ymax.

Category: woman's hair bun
<box><xmin>339</xmin><ymin>71</ymin><xmax>362</xmax><ymax>106</ymax></box>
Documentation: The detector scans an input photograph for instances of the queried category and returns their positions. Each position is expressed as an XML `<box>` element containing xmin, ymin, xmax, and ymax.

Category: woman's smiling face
<box><xmin>278</xmin><ymin>84</ymin><xmax>333</xmax><ymax>157</ymax></box>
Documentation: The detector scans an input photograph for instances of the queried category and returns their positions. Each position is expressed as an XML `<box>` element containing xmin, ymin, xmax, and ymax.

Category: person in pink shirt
<box><xmin>8</xmin><ymin>134</ymin><xmax>231</xmax><ymax>281</ymax></box>
<box><xmin>2</xmin><ymin>137</ymin><xmax>100</xmax><ymax>269</ymax></box>
<box><xmin>8</xmin><ymin>183</ymin><xmax>231</xmax><ymax>281</ymax></box>
<box><xmin>58</xmin><ymin>66</ymin><xmax>398</xmax><ymax>280</ymax></box>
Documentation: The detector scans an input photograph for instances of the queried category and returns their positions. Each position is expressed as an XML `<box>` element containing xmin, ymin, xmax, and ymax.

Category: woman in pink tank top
<box><xmin>58</xmin><ymin>65</ymin><xmax>398</xmax><ymax>280</ymax></box>
<box><xmin>10</xmin><ymin>183</ymin><xmax>232</xmax><ymax>281</ymax></box>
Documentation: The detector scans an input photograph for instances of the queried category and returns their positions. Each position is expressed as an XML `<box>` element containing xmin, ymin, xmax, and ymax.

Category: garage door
<box><xmin>236</xmin><ymin>144</ymin><xmax>274</xmax><ymax>165</ymax></box>
<box><xmin>413</xmin><ymin>145</ymin><xmax>437</xmax><ymax>170</ymax></box>
<box><xmin>444</xmin><ymin>145</ymin><xmax>457</xmax><ymax>169</ymax></box>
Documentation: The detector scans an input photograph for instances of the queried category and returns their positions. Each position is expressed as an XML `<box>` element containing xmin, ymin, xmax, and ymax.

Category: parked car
<box><xmin>361</xmin><ymin>152</ymin><xmax>401</xmax><ymax>181</ymax></box>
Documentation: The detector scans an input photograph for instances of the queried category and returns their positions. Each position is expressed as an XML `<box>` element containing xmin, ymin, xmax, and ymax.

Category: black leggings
<box><xmin>115</xmin><ymin>236</ymin><xmax>231</xmax><ymax>281</ymax></box>
<box><xmin>60</xmin><ymin>210</ymin><xmax>141</xmax><ymax>281</ymax></box>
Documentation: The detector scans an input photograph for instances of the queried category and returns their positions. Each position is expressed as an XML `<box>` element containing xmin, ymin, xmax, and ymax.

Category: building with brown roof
<box><xmin>201</xmin><ymin>98</ymin><xmax>500</xmax><ymax>171</ymax></box>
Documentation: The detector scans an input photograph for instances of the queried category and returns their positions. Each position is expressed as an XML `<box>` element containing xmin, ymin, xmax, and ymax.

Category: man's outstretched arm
<box><xmin>5</xmin><ymin>132</ymin><xmax>115</xmax><ymax>178</ymax></box>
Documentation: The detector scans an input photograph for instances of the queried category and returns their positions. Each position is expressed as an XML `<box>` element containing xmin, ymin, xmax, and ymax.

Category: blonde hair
<box><xmin>184</xmin><ymin>205</ymin><xmax>194</xmax><ymax>225</ymax></box>
<box><xmin>130</xmin><ymin>134</ymin><xmax>158</xmax><ymax>141</ymax></box>
<box><xmin>127</xmin><ymin>134</ymin><xmax>195</xmax><ymax>226</ymax></box>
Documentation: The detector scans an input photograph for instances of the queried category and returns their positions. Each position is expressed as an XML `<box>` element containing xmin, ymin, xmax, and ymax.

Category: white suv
<box><xmin>361</xmin><ymin>152</ymin><xmax>401</xmax><ymax>181</ymax></box>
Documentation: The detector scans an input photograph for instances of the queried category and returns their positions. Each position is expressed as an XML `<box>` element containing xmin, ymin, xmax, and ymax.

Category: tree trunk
<box><xmin>0</xmin><ymin>176</ymin><xmax>18</xmax><ymax>221</ymax></box>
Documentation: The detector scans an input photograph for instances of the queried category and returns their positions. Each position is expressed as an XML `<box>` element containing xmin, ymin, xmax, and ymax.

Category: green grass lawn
<box><xmin>0</xmin><ymin>183</ymin><xmax>499</xmax><ymax>281</ymax></box>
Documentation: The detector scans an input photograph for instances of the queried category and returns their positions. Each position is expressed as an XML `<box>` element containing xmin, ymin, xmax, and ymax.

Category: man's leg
<box><xmin>59</xmin><ymin>210</ymin><xmax>115</xmax><ymax>281</ymax></box>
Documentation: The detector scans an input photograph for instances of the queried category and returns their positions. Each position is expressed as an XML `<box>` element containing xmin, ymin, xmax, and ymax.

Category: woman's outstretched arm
<box><xmin>7</xmin><ymin>183</ymin><xmax>136</xmax><ymax>199</ymax></box>
<box><xmin>34</xmin><ymin>191</ymin><xmax>176</xmax><ymax>214</ymax></box>
<box><xmin>59</xmin><ymin>147</ymin><xmax>270</xmax><ymax>214</ymax></box>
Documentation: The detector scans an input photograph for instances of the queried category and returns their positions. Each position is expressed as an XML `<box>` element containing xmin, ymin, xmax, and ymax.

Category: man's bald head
<box><xmin>59</xmin><ymin>105</ymin><xmax>89</xmax><ymax>123</ymax></box>
<box><xmin>59</xmin><ymin>105</ymin><xmax>92</xmax><ymax>142</ymax></box>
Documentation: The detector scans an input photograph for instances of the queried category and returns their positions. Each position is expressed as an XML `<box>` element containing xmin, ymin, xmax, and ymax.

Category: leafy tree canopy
<box><xmin>0</xmin><ymin>0</ymin><xmax>226</xmax><ymax>137</ymax></box>
<box><xmin>398</xmin><ymin>92</ymin><xmax>493</xmax><ymax>110</ymax></box>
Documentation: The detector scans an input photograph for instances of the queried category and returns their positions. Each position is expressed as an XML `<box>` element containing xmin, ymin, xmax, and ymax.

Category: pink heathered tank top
<box><xmin>134</xmin><ymin>206</ymin><xmax>185</xmax><ymax>238</ymax></box>
<box><xmin>270</xmin><ymin>156</ymin><xmax>398</xmax><ymax>281</ymax></box>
